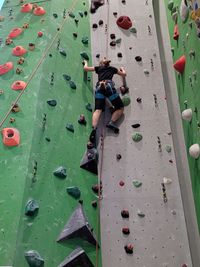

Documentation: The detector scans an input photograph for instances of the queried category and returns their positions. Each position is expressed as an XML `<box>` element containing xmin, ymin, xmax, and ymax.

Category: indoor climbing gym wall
<box><xmin>164</xmin><ymin>0</ymin><xmax>200</xmax><ymax>233</ymax></box>
<box><xmin>0</xmin><ymin>0</ymin><xmax>101</xmax><ymax>266</ymax></box>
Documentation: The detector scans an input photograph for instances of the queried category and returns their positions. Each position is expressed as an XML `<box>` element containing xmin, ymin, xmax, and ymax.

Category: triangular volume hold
<box><xmin>57</xmin><ymin>204</ymin><xmax>98</xmax><ymax>247</ymax></box>
<box><xmin>57</xmin><ymin>247</ymin><xmax>94</xmax><ymax>267</ymax></box>
<box><xmin>80</xmin><ymin>148</ymin><xmax>98</xmax><ymax>175</ymax></box>
<box><xmin>173</xmin><ymin>55</ymin><xmax>186</xmax><ymax>74</ymax></box>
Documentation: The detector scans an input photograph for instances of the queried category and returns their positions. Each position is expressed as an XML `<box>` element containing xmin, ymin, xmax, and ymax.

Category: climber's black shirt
<box><xmin>95</xmin><ymin>66</ymin><xmax>118</xmax><ymax>81</ymax></box>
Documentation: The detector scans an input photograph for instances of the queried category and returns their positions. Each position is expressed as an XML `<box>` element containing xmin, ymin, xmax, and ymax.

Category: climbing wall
<box><xmin>164</xmin><ymin>0</ymin><xmax>200</xmax><ymax>232</ymax></box>
<box><xmin>90</xmin><ymin>0</ymin><xmax>197</xmax><ymax>266</ymax></box>
<box><xmin>0</xmin><ymin>0</ymin><xmax>101</xmax><ymax>266</ymax></box>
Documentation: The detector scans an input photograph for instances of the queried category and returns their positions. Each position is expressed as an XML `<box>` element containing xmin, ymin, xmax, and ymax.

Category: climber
<box><xmin>83</xmin><ymin>58</ymin><xmax>126</xmax><ymax>146</ymax></box>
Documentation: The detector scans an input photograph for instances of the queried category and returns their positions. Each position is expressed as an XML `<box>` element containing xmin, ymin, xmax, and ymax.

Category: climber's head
<box><xmin>100</xmin><ymin>58</ymin><xmax>111</xmax><ymax>67</ymax></box>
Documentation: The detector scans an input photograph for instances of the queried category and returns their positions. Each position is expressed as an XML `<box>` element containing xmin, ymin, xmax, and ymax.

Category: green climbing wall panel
<box><xmin>164</xmin><ymin>0</ymin><xmax>200</xmax><ymax>231</ymax></box>
<box><xmin>0</xmin><ymin>0</ymin><xmax>101</xmax><ymax>266</ymax></box>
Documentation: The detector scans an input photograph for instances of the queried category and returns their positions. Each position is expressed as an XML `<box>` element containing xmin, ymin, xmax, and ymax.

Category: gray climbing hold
<box><xmin>47</xmin><ymin>99</ymin><xmax>57</xmax><ymax>107</ymax></box>
<box><xmin>133</xmin><ymin>180</ymin><xmax>142</xmax><ymax>188</ymax></box>
<box><xmin>115</xmin><ymin>38</ymin><xmax>122</xmax><ymax>44</ymax></box>
<box><xmin>137</xmin><ymin>210</ymin><xmax>145</xmax><ymax>218</ymax></box>
<box><xmin>69</xmin><ymin>12</ymin><xmax>75</xmax><ymax>18</ymax></box>
<box><xmin>144</xmin><ymin>69</ymin><xmax>150</xmax><ymax>75</ymax></box>
<box><xmin>80</xmin><ymin>51</ymin><xmax>89</xmax><ymax>60</ymax></box>
<box><xmin>66</xmin><ymin>186</ymin><xmax>81</xmax><ymax>199</ymax></box>
<box><xmin>25</xmin><ymin>199</ymin><xmax>39</xmax><ymax>217</ymax></box>
<box><xmin>85</xmin><ymin>103</ymin><xmax>93</xmax><ymax>112</ymax></box>
<box><xmin>53</xmin><ymin>166</ymin><xmax>67</xmax><ymax>179</ymax></box>
<box><xmin>168</xmin><ymin>0</ymin><xmax>174</xmax><ymax>11</ymax></box>
<box><xmin>121</xmin><ymin>94</ymin><xmax>131</xmax><ymax>106</ymax></box>
<box><xmin>69</xmin><ymin>80</ymin><xmax>76</xmax><ymax>89</ymax></box>
<box><xmin>66</xmin><ymin>123</ymin><xmax>74</xmax><ymax>133</ymax></box>
<box><xmin>132</xmin><ymin>133</ymin><xmax>143</xmax><ymax>142</ymax></box>
<box><xmin>59</xmin><ymin>48</ymin><xmax>67</xmax><ymax>57</ymax></box>
<box><xmin>130</xmin><ymin>27</ymin><xmax>137</xmax><ymax>33</ymax></box>
<box><xmin>63</xmin><ymin>74</ymin><xmax>71</xmax><ymax>81</ymax></box>
<box><xmin>165</xmin><ymin>145</ymin><xmax>172</xmax><ymax>153</ymax></box>
<box><xmin>24</xmin><ymin>250</ymin><xmax>44</xmax><ymax>267</ymax></box>
<box><xmin>82</xmin><ymin>36</ymin><xmax>89</xmax><ymax>45</ymax></box>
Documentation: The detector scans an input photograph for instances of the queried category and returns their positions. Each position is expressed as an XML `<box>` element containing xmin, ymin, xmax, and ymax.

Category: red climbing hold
<box><xmin>21</xmin><ymin>3</ymin><xmax>33</xmax><ymax>13</ymax></box>
<box><xmin>173</xmin><ymin>24</ymin><xmax>179</xmax><ymax>40</ymax></box>
<box><xmin>2</xmin><ymin>128</ymin><xmax>20</xmax><ymax>147</ymax></box>
<box><xmin>173</xmin><ymin>55</ymin><xmax>186</xmax><ymax>74</ymax></box>
<box><xmin>33</xmin><ymin>6</ymin><xmax>46</xmax><ymax>16</ymax></box>
<box><xmin>11</xmin><ymin>81</ymin><xmax>27</xmax><ymax>90</ymax></box>
<box><xmin>37</xmin><ymin>31</ymin><xmax>43</xmax><ymax>37</ymax></box>
<box><xmin>117</xmin><ymin>16</ymin><xmax>132</xmax><ymax>30</ymax></box>
<box><xmin>0</xmin><ymin>62</ymin><xmax>13</xmax><ymax>75</ymax></box>
<box><xmin>8</xmin><ymin>28</ymin><xmax>23</xmax><ymax>38</ymax></box>
<box><xmin>119</xmin><ymin>180</ymin><xmax>125</xmax><ymax>186</ymax></box>
<box><xmin>12</xmin><ymin>46</ymin><xmax>27</xmax><ymax>56</ymax></box>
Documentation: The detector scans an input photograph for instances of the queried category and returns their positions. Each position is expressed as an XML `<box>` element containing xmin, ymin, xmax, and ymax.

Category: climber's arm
<box><xmin>117</xmin><ymin>67</ymin><xmax>127</xmax><ymax>77</ymax></box>
<box><xmin>83</xmin><ymin>60</ymin><xmax>95</xmax><ymax>72</ymax></box>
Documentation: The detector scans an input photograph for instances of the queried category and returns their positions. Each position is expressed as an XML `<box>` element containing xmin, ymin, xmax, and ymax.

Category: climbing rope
<box><xmin>0</xmin><ymin>0</ymin><xmax>79</xmax><ymax>129</ymax></box>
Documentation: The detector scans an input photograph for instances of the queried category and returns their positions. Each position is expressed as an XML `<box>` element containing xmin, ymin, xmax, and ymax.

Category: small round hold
<box><xmin>169</xmin><ymin>159</ymin><xmax>173</xmax><ymax>163</ymax></box>
<box><xmin>121</xmin><ymin>209</ymin><xmax>129</xmax><ymax>218</ymax></box>
<box><xmin>136</xmin><ymin>97</ymin><xmax>142</xmax><ymax>103</ymax></box>
<box><xmin>9</xmin><ymin>117</ymin><xmax>15</xmax><ymax>123</ymax></box>
<box><xmin>57</xmin><ymin>28</ymin><xmax>60</xmax><ymax>31</ymax></box>
<box><xmin>84</xmin><ymin>11</ymin><xmax>88</xmax><ymax>16</ymax></box>
<box><xmin>124</xmin><ymin>244</ymin><xmax>133</xmax><ymax>254</ymax></box>
<box><xmin>119</xmin><ymin>181</ymin><xmax>125</xmax><ymax>186</ymax></box>
<box><xmin>129</xmin><ymin>47</ymin><xmax>132</xmax><ymax>50</ymax></box>
<box><xmin>53</xmin><ymin>13</ymin><xmax>58</xmax><ymax>18</ymax></box>
<box><xmin>110</xmin><ymin>33</ymin><xmax>116</xmax><ymax>39</ymax></box>
<box><xmin>92</xmin><ymin>23</ymin><xmax>98</xmax><ymax>29</ymax></box>
<box><xmin>117</xmin><ymin>52</ymin><xmax>123</xmax><ymax>58</ymax></box>
<box><xmin>122</xmin><ymin>0</ymin><xmax>126</xmax><ymax>4</ymax></box>
<box><xmin>73</xmin><ymin>32</ymin><xmax>78</xmax><ymax>38</ymax></box>
<box><xmin>131</xmin><ymin>123</ymin><xmax>140</xmax><ymax>128</ymax></box>
<box><xmin>45</xmin><ymin>137</ymin><xmax>51</xmax><ymax>142</ymax></box>
<box><xmin>99</xmin><ymin>20</ymin><xmax>103</xmax><ymax>26</ymax></box>
<box><xmin>110</xmin><ymin>41</ymin><xmax>116</xmax><ymax>47</ymax></box>
<box><xmin>91</xmin><ymin>200</ymin><xmax>97</xmax><ymax>208</ymax></box>
<box><xmin>113</xmin><ymin>12</ymin><xmax>118</xmax><ymax>17</ymax></box>
<box><xmin>135</xmin><ymin>56</ymin><xmax>142</xmax><ymax>62</ymax></box>
<box><xmin>96</xmin><ymin>54</ymin><xmax>100</xmax><ymax>58</ymax></box>
<box><xmin>116</xmin><ymin>154</ymin><xmax>121</xmax><ymax>160</ymax></box>
<box><xmin>49</xmin><ymin>54</ymin><xmax>52</xmax><ymax>57</ymax></box>
<box><xmin>38</xmin><ymin>31</ymin><xmax>43</xmax><ymax>37</ymax></box>
<box><xmin>122</xmin><ymin>227</ymin><xmax>130</xmax><ymax>235</ymax></box>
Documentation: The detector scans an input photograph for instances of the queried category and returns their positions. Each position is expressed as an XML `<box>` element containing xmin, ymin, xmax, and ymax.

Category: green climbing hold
<box><xmin>59</xmin><ymin>48</ymin><xmax>67</xmax><ymax>57</ymax></box>
<box><xmin>121</xmin><ymin>94</ymin><xmax>131</xmax><ymax>106</ymax></box>
<box><xmin>63</xmin><ymin>74</ymin><xmax>71</xmax><ymax>81</ymax></box>
<box><xmin>133</xmin><ymin>180</ymin><xmax>142</xmax><ymax>188</ymax></box>
<box><xmin>79</xmin><ymin>11</ymin><xmax>84</xmax><ymax>17</ymax></box>
<box><xmin>137</xmin><ymin>210</ymin><xmax>145</xmax><ymax>218</ymax></box>
<box><xmin>69</xmin><ymin>80</ymin><xmax>77</xmax><ymax>89</ymax></box>
<box><xmin>165</xmin><ymin>145</ymin><xmax>172</xmax><ymax>153</ymax></box>
<box><xmin>53</xmin><ymin>166</ymin><xmax>67</xmax><ymax>179</ymax></box>
<box><xmin>168</xmin><ymin>0</ymin><xmax>174</xmax><ymax>11</ymax></box>
<box><xmin>24</xmin><ymin>250</ymin><xmax>44</xmax><ymax>267</ymax></box>
<box><xmin>53</xmin><ymin>13</ymin><xmax>58</xmax><ymax>18</ymax></box>
<box><xmin>132</xmin><ymin>133</ymin><xmax>143</xmax><ymax>142</ymax></box>
<box><xmin>115</xmin><ymin>38</ymin><xmax>122</xmax><ymax>44</ymax></box>
<box><xmin>69</xmin><ymin>12</ymin><xmax>75</xmax><ymax>18</ymax></box>
<box><xmin>80</xmin><ymin>51</ymin><xmax>89</xmax><ymax>60</ymax></box>
<box><xmin>130</xmin><ymin>27</ymin><xmax>137</xmax><ymax>34</ymax></box>
<box><xmin>85</xmin><ymin>103</ymin><xmax>93</xmax><ymax>112</ymax></box>
<box><xmin>66</xmin><ymin>123</ymin><xmax>74</xmax><ymax>133</ymax></box>
<box><xmin>66</xmin><ymin>186</ymin><xmax>81</xmax><ymax>199</ymax></box>
<box><xmin>47</xmin><ymin>99</ymin><xmax>57</xmax><ymax>107</ymax></box>
<box><xmin>82</xmin><ymin>36</ymin><xmax>89</xmax><ymax>45</ymax></box>
<box><xmin>25</xmin><ymin>199</ymin><xmax>39</xmax><ymax>217</ymax></box>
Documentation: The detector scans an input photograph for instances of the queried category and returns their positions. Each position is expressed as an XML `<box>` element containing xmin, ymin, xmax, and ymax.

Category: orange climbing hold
<box><xmin>173</xmin><ymin>24</ymin><xmax>179</xmax><ymax>40</ymax></box>
<box><xmin>21</xmin><ymin>3</ymin><xmax>33</xmax><ymax>13</ymax></box>
<box><xmin>173</xmin><ymin>55</ymin><xmax>186</xmax><ymax>74</ymax></box>
<box><xmin>0</xmin><ymin>61</ymin><xmax>13</xmax><ymax>75</ymax></box>
<box><xmin>2</xmin><ymin>128</ymin><xmax>20</xmax><ymax>147</ymax></box>
<box><xmin>33</xmin><ymin>6</ymin><xmax>46</xmax><ymax>16</ymax></box>
<box><xmin>11</xmin><ymin>80</ymin><xmax>27</xmax><ymax>90</ymax></box>
<box><xmin>12</xmin><ymin>46</ymin><xmax>27</xmax><ymax>56</ymax></box>
<box><xmin>8</xmin><ymin>28</ymin><xmax>23</xmax><ymax>39</ymax></box>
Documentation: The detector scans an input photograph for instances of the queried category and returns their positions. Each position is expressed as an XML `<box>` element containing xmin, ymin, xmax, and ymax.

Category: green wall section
<box><xmin>164</xmin><ymin>0</ymin><xmax>200</xmax><ymax>230</ymax></box>
<box><xmin>0</xmin><ymin>0</ymin><xmax>101</xmax><ymax>266</ymax></box>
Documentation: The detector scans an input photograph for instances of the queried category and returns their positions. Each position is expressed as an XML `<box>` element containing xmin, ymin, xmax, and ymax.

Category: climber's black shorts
<box><xmin>95</xmin><ymin>96</ymin><xmax>124</xmax><ymax>110</ymax></box>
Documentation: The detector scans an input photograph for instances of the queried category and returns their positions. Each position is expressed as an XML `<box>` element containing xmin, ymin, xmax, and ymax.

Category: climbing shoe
<box><xmin>89</xmin><ymin>129</ymin><xmax>96</xmax><ymax>144</ymax></box>
<box><xmin>106</xmin><ymin>121</ymin><xmax>119</xmax><ymax>134</ymax></box>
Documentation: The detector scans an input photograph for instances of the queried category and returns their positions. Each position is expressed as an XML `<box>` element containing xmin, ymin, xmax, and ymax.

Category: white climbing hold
<box><xmin>163</xmin><ymin>177</ymin><xmax>172</xmax><ymax>185</ymax></box>
<box><xmin>189</xmin><ymin>144</ymin><xmax>200</xmax><ymax>159</ymax></box>
<box><xmin>181</xmin><ymin>108</ymin><xmax>192</xmax><ymax>121</ymax></box>
<box><xmin>180</xmin><ymin>0</ymin><xmax>189</xmax><ymax>23</ymax></box>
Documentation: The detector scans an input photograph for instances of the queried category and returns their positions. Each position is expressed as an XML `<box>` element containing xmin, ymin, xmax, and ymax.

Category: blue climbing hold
<box><xmin>47</xmin><ymin>99</ymin><xmax>57</xmax><ymax>107</ymax></box>
<box><xmin>24</xmin><ymin>250</ymin><xmax>44</xmax><ymax>267</ymax></box>
<box><xmin>66</xmin><ymin>186</ymin><xmax>81</xmax><ymax>199</ymax></box>
<box><xmin>53</xmin><ymin>166</ymin><xmax>67</xmax><ymax>179</ymax></box>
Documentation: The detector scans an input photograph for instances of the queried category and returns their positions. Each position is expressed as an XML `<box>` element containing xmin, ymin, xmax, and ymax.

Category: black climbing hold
<box><xmin>53</xmin><ymin>13</ymin><xmax>58</xmax><ymax>18</ymax></box>
<box><xmin>66</xmin><ymin>186</ymin><xmax>81</xmax><ymax>199</ymax></box>
<box><xmin>24</xmin><ymin>250</ymin><xmax>44</xmax><ymax>267</ymax></box>
<box><xmin>74</xmin><ymin>19</ymin><xmax>79</xmax><ymax>24</ymax></box>
<box><xmin>110</xmin><ymin>41</ymin><xmax>116</xmax><ymax>47</ymax></box>
<box><xmin>47</xmin><ymin>99</ymin><xmax>57</xmax><ymax>107</ymax></box>
<box><xmin>69</xmin><ymin>80</ymin><xmax>76</xmax><ymax>90</ymax></box>
<box><xmin>135</xmin><ymin>56</ymin><xmax>142</xmax><ymax>62</ymax></box>
<box><xmin>78</xmin><ymin>114</ymin><xmax>87</xmax><ymax>125</ymax></box>
<box><xmin>57</xmin><ymin>247</ymin><xmax>94</xmax><ymax>267</ymax></box>
<box><xmin>53</xmin><ymin>166</ymin><xmax>67</xmax><ymax>179</ymax></box>
<box><xmin>49</xmin><ymin>54</ymin><xmax>52</xmax><ymax>57</ymax></box>
<box><xmin>59</xmin><ymin>48</ymin><xmax>67</xmax><ymax>57</ymax></box>
<box><xmin>73</xmin><ymin>32</ymin><xmax>78</xmax><ymax>38</ymax></box>
<box><xmin>87</xmin><ymin>77</ymin><xmax>91</xmax><ymax>82</ymax></box>
<box><xmin>113</xmin><ymin>12</ymin><xmax>118</xmax><ymax>16</ymax></box>
<box><xmin>85</xmin><ymin>103</ymin><xmax>93</xmax><ymax>112</ymax></box>
<box><xmin>66</xmin><ymin>123</ymin><xmax>74</xmax><ymax>133</ymax></box>
<box><xmin>121</xmin><ymin>209</ymin><xmax>129</xmax><ymax>218</ymax></box>
<box><xmin>80</xmin><ymin>51</ymin><xmax>89</xmax><ymax>60</ymax></box>
<box><xmin>82</xmin><ymin>36</ymin><xmax>89</xmax><ymax>45</ymax></box>
<box><xmin>116</xmin><ymin>154</ymin><xmax>122</xmax><ymax>160</ymax></box>
<box><xmin>122</xmin><ymin>227</ymin><xmax>130</xmax><ymax>235</ymax></box>
<box><xmin>69</xmin><ymin>12</ymin><xmax>75</xmax><ymax>18</ymax></box>
<box><xmin>57</xmin><ymin>204</ymin><xmax>99</xmax><ymax>246</ymax></box>
<box><xmin>136</xmin><ymin>97</ymin><xmax>142</xmax><ymax>103</ymax></box>
<box><xmin>99</xmin><ymin>19</ymin><xmax>103</xmax><ymax>26</ymax></box>
<box><xmin>80</xmin><ymin>148</ymin><xmax>98</xmax><ymax>175</ymax></box>
<box><xmin>79</xmin><ymin>11</ymin><xmax>84</xmax><ymax>17</ymax></box>
<box><xmin>84</xmin><ymin>11</ymin><xmax>88</xmax><ymax>16</ymax></box>
<box><xmin>110</xmin><ymin>33</ymin><xmax>116</xmax><ymax>39</ymax></box>
<box><xmin>63</xmin><ymin>74</ymin><xmax>71</xmax><ymax>81</ymax></box>
<box><xmin>131</xmin><ymin>123</ymin><xmax>140</xmax><ymax>128</ymax></box>
<box><xmin>117</xmin><ymin>52</ymin><xmax>123</xmax><ymax>58</ymax></box>
<box><xmin>122</xmin><ymin>0</ymin><xmax>126</xmax><ymax>4</ymax></box>
<box><xmin>96</xmin><ymin>54</ymin><xmax>100</xmax><ymax>58</ymax></box>
<box><xmin>25</xmin><ymin>199</ymin><xmax>39</xmax><ymax>217</ymax></box>
<box><xmin>90</xmin><ymin>0</ymin><xmax>105</xmax><ymax>13</ymax></box>
<box><xmin>92</xmin><ymin>23</ymin><xmax>98</xmax><ymax>29</ymax></box>
<box><xmin>78</xmin><ymin>199</ymin><xmax>83</xmax><ymax>205</ymax></box>
<box><xmin>45</xmin><ymin>137</ymin><xmax>51</xmax><ymax>142</ymax></box>
<box><xmin>57</xmin><ymin>28</ymin><xmax>60</xmax><ymax>31</ymax></box>
<box><xmin>91</xmin><ymin>200</ymin><xmax>97</xmax><ymax>208</ymax></box>
<box><xmin>124</xmin><ymin>244</ymin><xmax>133</xmax><ymax>254</ymax></box>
